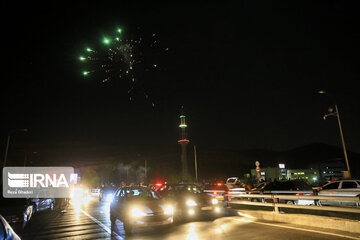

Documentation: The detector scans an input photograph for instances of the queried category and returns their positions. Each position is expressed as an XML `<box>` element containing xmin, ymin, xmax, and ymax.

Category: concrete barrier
<box><xmin>235</xmin><ymin>209</ymin><xmax>360</xmax><ymax>234</ymax></box>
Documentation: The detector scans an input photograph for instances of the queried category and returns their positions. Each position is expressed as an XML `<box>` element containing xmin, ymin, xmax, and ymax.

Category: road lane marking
<box><xmin>234</xmin><ymin>218</ymin><xmax>360</xmax><ymax>240</ymax></box>
<box><xmin>70</xmin><ymin>201</ymin><xmax>124</xmax><ymax>240</ymax></box>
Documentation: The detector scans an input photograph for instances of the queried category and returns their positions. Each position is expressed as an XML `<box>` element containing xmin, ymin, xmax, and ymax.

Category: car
<box><xmin>158</xmin><ymin>183</ymin><xmax>223</xmax><ymax>220</ymax></box>
<box><xmin>248</xmin><ymin>180</ymin><xmax>315</xmax><ymax>205</ymax></box>
<box><xmin>90</xmin><ymin>188</ymin><xmax>101</xmax><ymax>197</ymax></box>
<box><xmin>149</xmin><ymin>182</ymin><xmax>165</xmax><ymax>192</ymax></box>
<box><xmin>110</xmin><ymin>186</ymin><xmax>173</xmax><ymax>234</ymax></box>
<box><xmin>203</xmin><ymin>183</ymin><xmax>229</xmax><ymax>201</ymax></box>
<box><xmin>225</xmin><ymin>177</ymin><xmax>242</xmax><ymax>189</ymax></box>
<box><xmin>318</xmin><ymin>179</ymin><xmax>360</xmax><ymax>206</ymax></box>
<box><xmin>0</xmin><ymin>215</ymin><xmax>21</xmax><ymax>240</ymax></box>
<box><xmin>70</xmin><ymin>186</ymin><xmax>91</xmax><ymax>208</ymax></box>
<box><xmin>30</xmin><ymin>198</ymin><xmax>55</xmax><ymax>212</ymax></box>
<box><xmin>99</xmin><ymin>187</ymin><xmax>117</xmax><ymax>202</ymax></box>
<box><xmin>0</xmin><ymin>197</ymin><xmax>35</xmax><ymax>228</ymax></box>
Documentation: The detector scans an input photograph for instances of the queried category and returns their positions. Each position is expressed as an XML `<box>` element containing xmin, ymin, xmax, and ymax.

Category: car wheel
<box><xmin>28</xmin><ymin>206</ymin><xmax>34</xmax><ymax>220</ymax></box>
<box><xmin>22</xmin><ymin>213</ymin><xmax>28</xmax><ymax>228</ymax></box>
<box><xmin>123</xmin><ymin>220</ymin><xmax>132</xmax><ymax>234</ymax></box>
<box><xmin>50</xmin><ymin>201</ymin><xmax>54</xmax><ymax>211</ymax></box>
<box><xmin>110</xmin><ymin>213</ymin><xmax>116</xmax><ymax>225</ymax></box>
<box><xmin>285</xmin><ymin>200</ymin><xmax>294</xmax><ymax>205</ymax></box>
<box><xmin>173</xmin><ymin>209</ymin><xmax>185</xmax><ymax>223</ymax></box>
<box><xmin>22</xmin><ymin>206</ymin><xmax>32</xmax><ymax>228</ymax></box>
<box><xmin>175</xmin><ymin>215</ymin><xmax>184</xmax><ymax>223</ymax></box>
<box><xmin>32</xmin><ymin>204</ymin><xmax>37</xmax><ymax>214</ymax></box>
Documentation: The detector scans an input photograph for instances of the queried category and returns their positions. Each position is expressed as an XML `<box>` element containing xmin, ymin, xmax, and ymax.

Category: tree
<box><xmin>82</xmin><ymin>169</ymin><xmax>100</xmax><ymax>188</ymax></box>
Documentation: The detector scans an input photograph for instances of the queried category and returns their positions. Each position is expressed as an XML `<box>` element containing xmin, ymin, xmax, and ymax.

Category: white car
<box><xmin>318</xmin><ymin>180</ymin><xmax>360</xmax><ymax>206</ymax></box>
<box><xmin>225</xmin><ymin>177</ymin><xmax>241</xmax><ymax>189</ymax></box>
<box><xmin>90</xmin><ymin>188</ymin><xmax>101</xmax><ymax>197</ymax></box>
<box><xmin>0</xmin><ymin>215</ymin><xmax>21</xmax><ymax>240</ymax></box>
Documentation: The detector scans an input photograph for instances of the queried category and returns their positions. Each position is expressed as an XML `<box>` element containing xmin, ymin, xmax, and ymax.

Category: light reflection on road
<box><xmin>63</xmin><ymin>196</ymin><xmax>356</xmax><ymax>240</ymax></box>
<box><xmin>186</xmin><ymin>223</ymin><xmax>199</xmax><ymax>240</ymax></box>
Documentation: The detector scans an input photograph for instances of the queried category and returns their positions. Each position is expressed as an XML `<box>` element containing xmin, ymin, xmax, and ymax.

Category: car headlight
<box><xmin>186</xmin><ymin>199</ymin><xmax>197</xmax><ymax>207</ymax></box>
<box><xmin>71</xmin><ymin>187</ymin><xmax>83</xmax><ymax>199</ymax></box>
<box><xmin>131</xmin><ymin>208</ymin><xmax>146</xmax><ymax>218</ymax></box>
<box><xmin>164</xmin><ymin>205</ymin><xmax>174</xmax><ymax>215</ymax></box>
<box><xmin>106</xmin><ymin>193</ymin><xmax>114</xmax><ymax>201</ymax></box>
<box><xmin>212</xmin><ymin>198</ymin><xmax>219</xmax><ymax>205</ymax></box>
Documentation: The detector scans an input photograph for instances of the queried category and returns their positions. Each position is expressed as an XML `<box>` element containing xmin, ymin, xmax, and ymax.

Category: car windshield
<box><xmin>173</xmin><ymin>185</ymin><xmax>202</xmax><ymax>194</ymax></box>
<box><xmin>204</xmin><ymin>184</ymin><xmax>228</xmax><ymax>191</ymax></box>
<box><xmin>102</xmin><ymin>187</ymin><xmax>116</xmax><ymax>192</ymax></box>
<box><xmin>227</xmin><ymin>179</ymin><xmax>237</xmax><ymax>184</ymax></box>
<box><xmin>125</xmin><ymin>188</ymin><xmax>159</xmax><ymax>200</ymax></box>
<box><xmin>322</xmin><ymin>182</ymin><xmax>340</xmax><ymax>190</ymax></box>
<box><xmin>252</xmin><ymin>182</ymin><xmax>267</xmax><ymax>191</ymax></box>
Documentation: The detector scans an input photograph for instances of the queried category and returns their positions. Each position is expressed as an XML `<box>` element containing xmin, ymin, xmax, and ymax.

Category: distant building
<box><xmin>250</xmin><ymin>167</ymin><xmax>284</xmax><ymax>182</ymax></box>
<box><xmin>287</xmin><ymin>169</ymin><xmax>320</xmax><ymax>183</ymax></box>
<box><xmin>314</xmin><ymin>158</ymin><xmax>345</xmax><ymax>181</ymax></box>
<box><xmin>250</xmin><ymin>164</ymin><xmax>319</xmax><ymax>184</ymax></box>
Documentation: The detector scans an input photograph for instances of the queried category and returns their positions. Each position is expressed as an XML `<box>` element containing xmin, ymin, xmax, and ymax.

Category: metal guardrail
<box><xmin>225</xmin><ymin>192</ymin><xmax>360</xmax><ymax>214</ymax></box>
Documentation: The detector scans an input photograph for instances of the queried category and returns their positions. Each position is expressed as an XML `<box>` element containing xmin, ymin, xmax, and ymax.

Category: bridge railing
<box><xmin>224</xmin><ymin>192</ymin><xmax>360</xmax><ymax>214</ymax></box>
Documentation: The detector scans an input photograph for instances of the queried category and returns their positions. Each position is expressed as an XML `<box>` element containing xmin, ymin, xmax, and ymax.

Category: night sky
<box><xmin>2</xmin><ymin>2</ymin><xmax>360</xmax><ymax>154</ymax></box>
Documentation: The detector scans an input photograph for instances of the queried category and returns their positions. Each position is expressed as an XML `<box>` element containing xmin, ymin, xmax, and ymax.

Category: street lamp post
<box><xmin>3</xmin><ymin>128</ymin><xmax>28</xmax><ymax>168</ymax></box>
<box><xmin>194</xmin><ymin>145</ymin><xmax>198</xmax><ymax>183</ymax></box>
<box><xmin>318</xmin><ymin>91</ymin><xmax>351</xmax><ymax>178</ymax></box>
<box><xmin>144</xmin><ymin>159</ymin><xmax>147</xmax><ymax>182</ymax></box>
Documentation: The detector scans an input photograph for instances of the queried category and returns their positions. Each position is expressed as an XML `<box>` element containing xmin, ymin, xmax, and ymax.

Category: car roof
<box><xmin>166</xmin><ymin>184</ymin><xmax>198</xmax><ymax>186</ymax></box>
<box><xmin>325</xmin><ymin>180</ymin><xmax>360</xmax><ymax>184</ymax></box>
<box><xmin>263</xmin><ymin>180</ymin><xmax>312</xmax><ymax>190</ymax></box>
<box><xmin>122</xmin><ymin>186</ymin><xmax>149</xmax><ymax>189</ymax></box>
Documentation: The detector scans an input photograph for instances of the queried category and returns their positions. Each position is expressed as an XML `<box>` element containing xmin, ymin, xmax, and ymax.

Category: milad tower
<box><xmin>178</xmin><ymin>109</ymin><xmax>190</xmax><ymax>180</ymax></box>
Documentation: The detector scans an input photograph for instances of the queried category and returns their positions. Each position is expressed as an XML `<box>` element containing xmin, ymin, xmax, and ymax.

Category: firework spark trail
<box><xmin>79</xmin><ymin>27</ymin><xmax>167</xmax><ymax>107</ymax></box>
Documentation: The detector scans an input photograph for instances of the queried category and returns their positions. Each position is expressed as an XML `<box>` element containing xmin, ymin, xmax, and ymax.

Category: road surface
<box><xmin>14</xmin><ymin>197</ymin><xmax>360</xmax><ymax>240</ymax></box>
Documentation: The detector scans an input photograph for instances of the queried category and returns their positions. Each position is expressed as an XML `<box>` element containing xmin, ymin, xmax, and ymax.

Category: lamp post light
<box><xmin>318</xmin><ymin>90</ymin><xmax>351</xmax><ymax>179</ymax></box>
<box><xmin>3</xmin><ymin>128</ymin><xmax>28</xmax><ymax>168</ymax></box>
